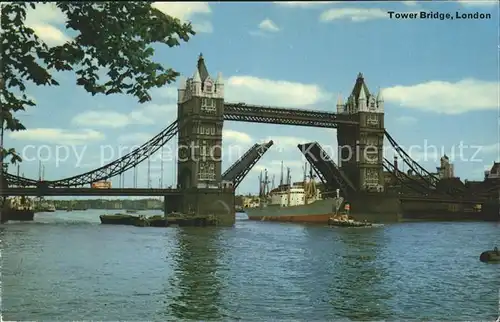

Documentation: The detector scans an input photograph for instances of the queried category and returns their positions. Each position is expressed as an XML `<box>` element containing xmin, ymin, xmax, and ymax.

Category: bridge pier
<box><xmin>348</xmin><ymin>192</ymin><xmax>402</xmax><ymax>223</ymax></box>
<box><xmin>164</xmin><ymin>188</ymin><xmax>235</xmax><ymax>226</ymax></box>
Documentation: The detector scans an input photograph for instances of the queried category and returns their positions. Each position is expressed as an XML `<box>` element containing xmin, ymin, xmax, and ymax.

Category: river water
<box><xmin>1</xmin><ymin>210</ymin><xmax>499</xmax><ymax>321</ymax></box>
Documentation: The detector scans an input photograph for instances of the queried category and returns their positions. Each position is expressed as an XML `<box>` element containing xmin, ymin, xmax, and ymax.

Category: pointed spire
<box><xmin>357</xmin><ymin>72</ymin><xmax>363</xmax><ymax>79</ymax></box>
<box><xmin>336</xmin><ymin>93</ymin><xmax>344</xmax><ymax>113</ymax></box>
<box><xmin>193</xmin><ymin>68</ymin><xmax>201</xmax><ymax>83</ymax></box>
<box><xmin>336</xmin><ymin>93</ymin><xmax>343</xmax><ymax>105</ymax></box>
<box><xmin>216</xmin><ymin>72</ymin><xmax>223</xmax><ymax>84</ymax></box>
<box><xmin>197</xmin><ymin>53</ymin><xmax>209</xmax><ymax>82</ymax></box>
<box><xmin>376</xmin><ymin>87</ymin><xmax>384</xmax><ymax>102</ymax></box>
<box><xmin>359</xmin><ymin>86</ymin><xmax>366</xmax><ymax>100</ymax></box>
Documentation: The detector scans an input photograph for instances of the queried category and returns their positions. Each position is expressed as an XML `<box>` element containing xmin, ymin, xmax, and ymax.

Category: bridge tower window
<box><xmin>205</xmin><ymin>80</ymin><xmax>213</xmax><ymax>92</ymax></box>
<box><xmin>201</xmin><ymin>98</ymin><xmax>216</xmax><ymax>113</ymax></box>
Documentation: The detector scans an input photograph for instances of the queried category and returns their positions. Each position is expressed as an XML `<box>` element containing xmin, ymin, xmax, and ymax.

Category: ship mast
<box><xmin>279</xmin><ymin>161</ymin><xmax>284</xmax><ymax>188</ymax></box>
<box><xmin>264</xmin><ymin>169</ymin><xmax>269</xmax><ymax>196</ymax></box>
<box><xmin>258</xmin><ymin>171</ymin><xmax>263</xmax><ymax>197</ymax></box>
<box><xmin>287</xmin><ymin>167</ymin><xmax>291</xmax><ymax>207</ymax></box>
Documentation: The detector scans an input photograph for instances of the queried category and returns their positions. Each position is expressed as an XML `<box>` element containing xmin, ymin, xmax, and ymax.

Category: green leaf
<box><xmin>1</xmin><ymin>2</ymin><xmax>193</xmax><ymax>164</ymax></box>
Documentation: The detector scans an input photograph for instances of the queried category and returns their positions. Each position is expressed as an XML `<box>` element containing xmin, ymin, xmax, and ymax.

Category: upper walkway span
<box><xmin>223</xmin><ymin>103</ymin><xmax>357</xmax><ymax>128</ymax></box>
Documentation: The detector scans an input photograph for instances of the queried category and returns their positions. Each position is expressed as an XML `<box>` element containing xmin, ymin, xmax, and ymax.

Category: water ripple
<box><xmin>1</xmin><ymin>211</ymin><xmax>499</xmax><ymax>320</ymax></box>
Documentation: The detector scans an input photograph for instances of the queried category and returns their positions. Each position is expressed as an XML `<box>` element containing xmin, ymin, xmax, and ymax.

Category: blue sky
<box><xmin>5</xmin><ymin>1</ymin><xmax>499</xmax><ymax>196</ymax></box>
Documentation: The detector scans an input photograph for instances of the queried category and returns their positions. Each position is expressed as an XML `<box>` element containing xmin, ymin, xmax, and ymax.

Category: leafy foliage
<box><xmin>0</xmin><ymin>2</ymin><xmax>194</xmax><ymax>163</ymax></box>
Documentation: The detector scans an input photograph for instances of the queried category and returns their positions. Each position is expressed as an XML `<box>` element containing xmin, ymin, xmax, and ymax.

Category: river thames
<box><xmin>1</xmin><ymin>210</ymin><xmax>499</xmax><ymax>320</ymax></box>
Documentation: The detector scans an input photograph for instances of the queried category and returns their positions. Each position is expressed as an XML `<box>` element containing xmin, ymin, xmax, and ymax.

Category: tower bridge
<box><xmin>2</xmin><ymin>54</ymin><xmax>497</xmax><ymax>224</ymax></box>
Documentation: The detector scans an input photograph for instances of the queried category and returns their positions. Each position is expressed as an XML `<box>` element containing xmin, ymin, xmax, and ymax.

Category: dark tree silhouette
<box><xmin>1</xmin><ymin>2</ymin><xmax>194</xmax><ymax>163</ymax></box>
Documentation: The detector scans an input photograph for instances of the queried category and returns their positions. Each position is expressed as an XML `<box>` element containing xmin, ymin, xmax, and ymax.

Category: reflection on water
<box><xmin>1</xmin><ymin>211</ymin><xmax>499</xmax><ymax>320</ymax></box>
<box><xmin>167</xmin><ymin>228</ymin><xmax>224</xmax><ymax>320</ymax></box>
<box><xmin>329</xmin><ymin>227</ymin><xmax>391</xmax><ymax>320</ymax></box>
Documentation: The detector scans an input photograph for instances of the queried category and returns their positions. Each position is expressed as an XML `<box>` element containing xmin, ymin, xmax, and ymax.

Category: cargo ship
<box><xmin>1</xmin><ymin>196</ymin><xmax>35</xmax><ymax>223</ymax></box>
<box><xmin>246</xmin><ymin>163</ymin><xmax>343</xmax><ymax>223</ymax></box>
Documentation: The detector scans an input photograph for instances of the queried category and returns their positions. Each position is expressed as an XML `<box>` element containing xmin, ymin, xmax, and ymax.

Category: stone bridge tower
<box><xmin>336</xmin><ymin>73</ymin><xmax>385</xmax><ymax>192</ymax></box>
<box><xmin>167</xmin><ymin>54</ymin><xmax>235</xmax><ymax>226</ymax></box>
<box><xmin>177</xmin><ymin>53</ymin><xmax>224</xmax><ymax>189</ymax></box>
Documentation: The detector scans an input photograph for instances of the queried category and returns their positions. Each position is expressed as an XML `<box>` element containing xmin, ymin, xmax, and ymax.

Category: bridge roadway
<box><xmin>1</xmin><ymin>187</ymin><xmax>181</xmax><ymax>197</ymax></box>
<box><xmin>2</xmin><ymin>187</ymin><xmax>490</xmax><ymax>204</ymax></box>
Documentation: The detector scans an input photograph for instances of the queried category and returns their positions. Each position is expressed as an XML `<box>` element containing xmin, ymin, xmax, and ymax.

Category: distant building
<box><xmin>485</xmin><ymin>162</ymin><xmax>500</xmax><ymax>180</ymax></box>
<box><xmin>436</xmin><ymin>155</ymin><xmax>454</xmax><ymax>179</ymax></box>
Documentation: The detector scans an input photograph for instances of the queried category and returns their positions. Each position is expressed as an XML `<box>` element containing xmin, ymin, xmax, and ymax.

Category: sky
<box><xmin>4</xmin><ymin>1</ymin><xmax>500</xmax><ymax>196</ymax></box>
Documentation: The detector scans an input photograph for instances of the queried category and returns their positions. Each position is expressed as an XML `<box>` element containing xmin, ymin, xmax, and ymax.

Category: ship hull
<box><xmin>402</xmin><ymin>209</ymin><xmax>499</xmax><ymax>222</ymax></box>
<box><xmin>100</xmin><ymin>214</ymin><xmax>138</xmax><ymax>225</ymax></box>
<box><xmin>401</xmin><ymin>199</ymin><xmax>500</xmax><ymax>222</ymax></box>
<box><xmin>246</xmin><ymin>199</ymin><xmax>334</xmax><ymax>223</ymax></box>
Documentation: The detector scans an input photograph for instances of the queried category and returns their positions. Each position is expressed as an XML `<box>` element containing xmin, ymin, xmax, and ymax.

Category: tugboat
<box><xmin>479</xmin><ymin>247</ymin><xmax>500</xmax><ymax>263</ymax></box>
<box><xmin>327</xmin><ymin>191</ymin><xmax>373</xmax><ymax>228</ymax></box>
<box><xmin>328</xmin><ymin>214</ymin><xmax>373</xmax><ymax>227</ymax></box>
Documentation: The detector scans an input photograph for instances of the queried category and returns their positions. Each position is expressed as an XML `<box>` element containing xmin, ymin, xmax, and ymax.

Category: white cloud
<box><xmin>263</xmin><ymin>135</ymin><xmax>310</xmax><ymax>149</ymax></box>
<box><xmin>275</xmin><ymin>2</ymin><xmax>337</xmax><ymax>8</ymax></box>
<box><xmin>226</xmin><ymin>76</ymin><xmax>331</xmax><ymax>107</ymax></box>
<box><xmin>71</xmin><ymin>104</ymin><xmax>176</xmax><ymax>128</ymax></box>
<box><xmin>395</xmin><ymin>116</ymin><xmax>418</xmax><ymax>125</ymax></box>
<box><xmin>320</xmin><ymin>8</ymin><xmax>387</xmax><ymax>22</ymax></box>
<box><xmin>72</xmin><ymin>111</ymin><xmax>151</xmax><ymax>128</ymax></box>
<box><xmin>152</xmin><ymin>86</ymin><xmax>177</xmax><ymax>100</ymax></box>
<box><xmin>30</xmin><ymin>24</ymin><xmax>69</xmax><ymax>47</ymax></box>
<box><xmin>8</xmin><ymin>128</ymin><xmax>104</xmax><ymax>145</ymax></box>
<box><xmin>456</xmin><ymin>0</ymin><xmax>499</xmax><ymax>7</ymax></box>
<box><xmin>152</xmin><ymin>2</ymin><xmax>213</xmax><ymax>33</ymax></box>
<box><xmin>383</xmin><ymin>79</ymin><xmax>499</xmax><ymax>114</ymax></box>
<box><xmin>25</xmin><ymin>3</ymin><xmax>70</xmax><ymax>46</ymax></box>
<box><xmin>403</xmin><ymin>1</ymin><xmax>418</xmax><ymax>6</ymax></box>
<box><xmin>223</xmin><ymin>129</ymin><xmax>252</xmax><ymax>143</ymax></box>
<box><xmin>258</xmin><ymin>19</ymin><xmax>280</xmax><ymax>32</ymax></box>
<box><xmin>481</xmin><ymin>142</ymin><xmax>499</xmax><ymax>155</ymax></box>
<box><xmin>192</xmin><ymin>21</ymin><xmax>214</xmax><ymax>33</ymax></box>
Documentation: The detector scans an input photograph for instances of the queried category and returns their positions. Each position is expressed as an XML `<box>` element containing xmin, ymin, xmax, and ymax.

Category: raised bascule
<box><xmin>1</xmin><ymin>54</ymin><xmax>499</xmax><ymax>224</ymax></box>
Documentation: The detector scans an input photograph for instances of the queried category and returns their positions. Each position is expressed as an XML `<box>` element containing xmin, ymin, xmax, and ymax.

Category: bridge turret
<box><xmin>336</xmin><ymin>93</ymin><xmax>344</xmax><ymax>114</ymax></box>
<box><xmin>337</xmin><ymin>72</ymin><xmax>385</xmax><ymax>193</ymax></box>
<box><xmin>358</xmin><ymin>85</ymin><xmax>367</xmax><ymax>112</ymax></box>
<box><xmin>215</xmin><ymin>72</ymin><xmax>224</xmax><ymax>97</ymax></box>
<box><xmin>177</xmin><ymin>54</ymin><xmax>225</xmax><ymax>190</ymax></box>
<box><xmin>192</xmin><ymin>68</ymin><xmax>202</xmax><ymax>96</ymax></box>
<box><xmin>376</xmin><ymin>88</ymin><xmax>384</xmax><ymax>113</ymax></box>
<box><xmin>178</xmin><ymin>76</ymin><xmax>187</xmax><ymax>103</ymax></box>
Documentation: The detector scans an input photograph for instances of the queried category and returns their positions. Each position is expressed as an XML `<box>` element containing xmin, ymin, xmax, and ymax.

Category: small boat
<box><xmin>328</xmin><ymin>218</ymin><xmax>373</xmax><ymax>227</ymax></box>
<box><xmin>328</xmin><ymin>212</ymin><xmax>373</xmax><ymax>228</ymax></box>
<box><xmin>126</xmin><ymin>209</ymin><xmax>138</xmax><ymax>214</ymax></box>
<box><xmin>100</xmin><ymin>214</ymin><xmax>138</xmax><ymax>225</ymax></box>
<box><xmin>479</xmin><ymin>247</ymin><xmax>500</xmax><ymax>263</ymax></box>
